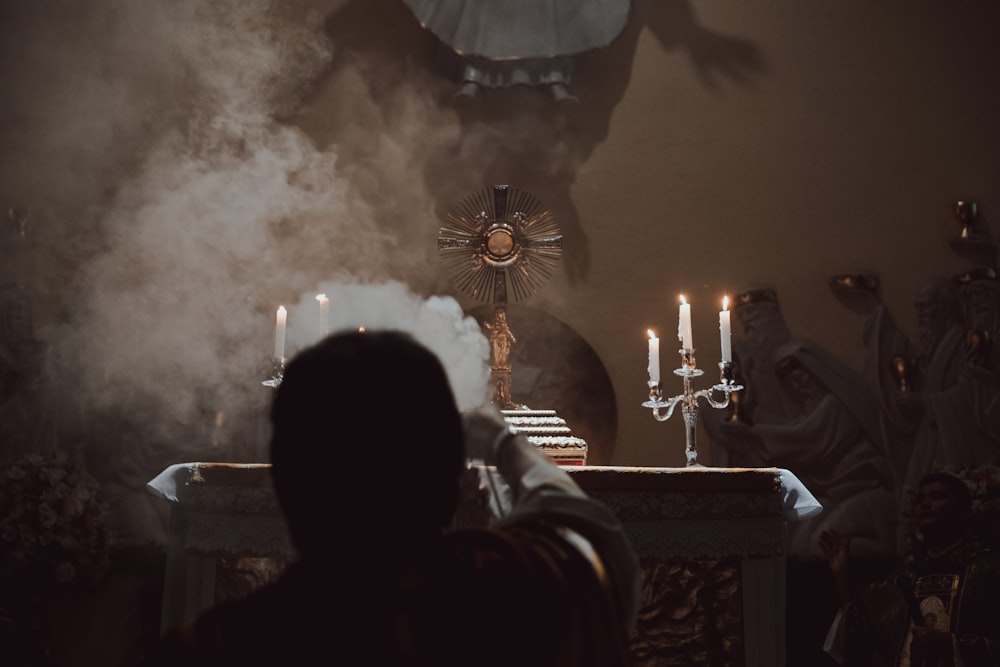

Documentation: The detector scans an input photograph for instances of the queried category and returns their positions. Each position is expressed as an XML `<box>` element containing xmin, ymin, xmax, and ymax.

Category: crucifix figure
<box><xmin>485</xmin><ymin>307</ymin><xmax>517</xmax><ymax>407</ymax></box>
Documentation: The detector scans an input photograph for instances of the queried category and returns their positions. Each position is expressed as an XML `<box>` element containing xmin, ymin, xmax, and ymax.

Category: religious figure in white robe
<box><xmin>862</xmin><ymin>276</ymin><xmax>1000</xmax><ymax>514</ymax></box>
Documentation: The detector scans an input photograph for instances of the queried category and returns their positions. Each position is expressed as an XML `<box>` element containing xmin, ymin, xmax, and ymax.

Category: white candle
<box><xmin>719</xmin><ymin>295</ymin><xmax>732</xmax><ymax>363</ymax></box>
<box><xmin>274</xmin><ymin>306</ymin><xmax>287</xmax><ymax>359</ymax></box>
<box><xmin>647</xmin><ymin>329</ymin><xmax>660</xmax><ymax>383</ymax></box>
<box><xmin>678</xmin><ymin>295</ymin><xmax>693</xmax><ymax>350</ymax></box>
<box><xmin>316</xmin><ymin>294</ymin><xmax>329</xmax><ymax>337</ymax></box>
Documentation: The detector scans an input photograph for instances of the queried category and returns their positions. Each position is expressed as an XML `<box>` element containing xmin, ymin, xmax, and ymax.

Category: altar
<box><xmin>148</xmin><ymin>463</ymin><xmax>819</xmax><ymax>667</ymax></box>
<box><xmin>567</xmin><ymin>466</ymin><xmax>819</xmax><ymax>667</ymax></box>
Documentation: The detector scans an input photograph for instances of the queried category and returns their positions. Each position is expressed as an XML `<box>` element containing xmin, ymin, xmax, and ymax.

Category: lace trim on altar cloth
<box><xmin>626</xmin><ymin>517</ymin><xmax>785</xmax><ymax>560</ymax></box>
<box><xmin>183</xmin><ymin>510</ymin><xmax>294</xmax><ymax>558</ymax></box>
<box><xmin>148</xmin><ymin>463</ymin><xmax>817</xmax><ymax>560</ymax></box>
<box><xmin>585</xmin><ymin>488</ymin><xmax>783</xmax><ymax>522</ymax></box>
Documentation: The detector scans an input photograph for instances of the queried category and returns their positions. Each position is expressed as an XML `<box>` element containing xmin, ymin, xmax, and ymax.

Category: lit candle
<box><xmin>719</xmin><ymin>295</ymin><xmax>732</xmax><ymax>363</ymax></box>
<box><xmin>274</xmin><ymin>306</ymin><xmax>287</xmax><ymax>359</ymax></box>
<box><xmin>678</xmin><ymin>295</ymin><xmax>693</xmax><ymax>350</ymax></box>
<box><xmin>647</xmin><ymin>329</ymin><xmax>660</xmax><ymax>383</ymax></box>
<box><xmin>316</xmin><ymin>294</ymin><xmax>329</xmax><ymax>337</ymax></box>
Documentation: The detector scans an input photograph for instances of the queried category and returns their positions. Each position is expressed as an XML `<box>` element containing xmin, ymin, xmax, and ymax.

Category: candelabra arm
<box><xmin>651</xmin><ymin>396</ymin><xmax>682</xmax><ymax>422</ymax></box>
<box><xmin>262</xmin><ymin>356</ymin><xmax>286</xmax><ymax>388</ymax></box>
<box><xmin>701</xmin><ymin>361</ymin><xmax>744</xmax><ymax>408</ymax></box>
<box><xmin>643</xmin><ymin>381</ymin><xmax>684</xmax><ymax>421</ymax></box>
<box><xmin>700</xmin><ymin>387</ymin><xmax>732</xmax><ymax>410</ymax></box>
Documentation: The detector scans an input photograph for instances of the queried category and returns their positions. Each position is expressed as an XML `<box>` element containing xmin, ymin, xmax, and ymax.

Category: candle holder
<box><xmin>642</xmin><ymin>349</ymin><xmax>743</xmax><ymax>467</ymax></box>
<box><xmin>262</xmin><ymin>356</ymin><xmax>286</xmax><ymax>388</ymax></box>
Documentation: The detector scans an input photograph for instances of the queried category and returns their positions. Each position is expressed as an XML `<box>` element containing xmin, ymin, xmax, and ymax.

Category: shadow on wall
<box><xmin>308</xmin><ymin>0</ymin><xmax>766</xmax><ymax>287</ymax></box>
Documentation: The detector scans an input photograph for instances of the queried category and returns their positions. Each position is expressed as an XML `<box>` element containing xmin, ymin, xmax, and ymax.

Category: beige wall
<box><xmin>293</xmin><ymin>1</ymin><xmax>1000</xmax><ymax>466</ymax></box>
<box><xmin>568</xmin><ymin>2</ymin><xmax>1000</xmax><ymax>465</ymax></box>
<box><xmin>553</xmin><ymin>3</ymin><xmax>996</xmax><ymax>465</ymax></box>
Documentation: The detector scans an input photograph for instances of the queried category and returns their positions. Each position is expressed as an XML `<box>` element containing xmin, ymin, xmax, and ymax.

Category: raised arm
<box><xmin>462</xmin><ymin>405</ymin><xmax>641</xmax><ymax>632</ymax></box>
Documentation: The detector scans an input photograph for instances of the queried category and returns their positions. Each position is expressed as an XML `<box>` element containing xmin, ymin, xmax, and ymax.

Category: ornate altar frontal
<box><xmin>501</xmin><ymin>408</ymin><xmax>588</xmax><ymax>465</ymax></box>
<box><xmin>149</xmin><ymin>463</ymin><xmax>819</xmax><ymax>667</ymax></box>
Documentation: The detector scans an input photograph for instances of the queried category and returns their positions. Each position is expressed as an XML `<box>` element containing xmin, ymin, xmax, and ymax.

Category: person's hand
<box><xmin>461</xmin><ymin>405</ymin><xmax>514</xmax><ymax>464</ymax></box>
<box><xmin>819</xmin><ymin>529</ymin><xmax>850</xmax><ymax>577</ymax></box>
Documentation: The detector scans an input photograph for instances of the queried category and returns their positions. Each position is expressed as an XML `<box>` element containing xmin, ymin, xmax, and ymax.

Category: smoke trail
<box><xmin>0</xmin><ymin>0</ymin><xmax>491</xmax><ymax>542</ymax></box>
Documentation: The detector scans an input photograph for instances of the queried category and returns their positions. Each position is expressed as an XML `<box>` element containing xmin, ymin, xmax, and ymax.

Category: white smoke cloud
<box><xmin>33</xmin><ymin>0</ymin><xmax>346</xmax><ymax>431</ymax></box>
<box><xmin>0</xmin><ymin>0</ymin><xmax>495</xmax><ymax>542</ymax></box>
<box><xmin>26</xmin><ymin>0</ymin><xmax>484</xmax><ymax>436</ymax></box>
<box><xmin>284</xmin><ymin>279</ymin><xmax>490</xmax><ymax>410</ymax></box>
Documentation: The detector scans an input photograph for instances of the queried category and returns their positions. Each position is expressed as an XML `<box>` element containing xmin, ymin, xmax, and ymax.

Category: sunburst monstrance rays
<box><xmin>437</xmin><ymin>185</ymin><xmax>563</xmax><ymax>305</ymax></box>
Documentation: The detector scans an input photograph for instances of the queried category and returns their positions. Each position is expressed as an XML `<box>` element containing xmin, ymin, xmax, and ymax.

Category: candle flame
<box><xmin>722</xmin><ymin>295</ymin><xmax>729</xmax><ymax>311</ymax></box>
<box><xmin>316</xmin><ymin>293</ymin><xmax>327</xmax><ymax>302</ymax></box>
<box><xmin>647</xmin><ymin>329</ymin><xmax>656</xmax><ymax>339</ymax></box>
<box><xmin>277</xmin><ymin>305</ymin><xmax>287</xmax><ymax>315</ymax></box>
<box><xmin>679</xmin><ymin>294</ymin><xmax>687</xmax><ymax>305</ymax></box>
<box><xmin>358</xmin><ymin>326</ymin><xmax>366</xmax><ymax>333</ymax></box>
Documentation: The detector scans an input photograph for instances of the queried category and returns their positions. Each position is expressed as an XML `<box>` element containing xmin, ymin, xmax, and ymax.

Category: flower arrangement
<box><xmin>0</xmin><ymin>453</ymin><xmax>112</xmax><ymax>594</ymax></box>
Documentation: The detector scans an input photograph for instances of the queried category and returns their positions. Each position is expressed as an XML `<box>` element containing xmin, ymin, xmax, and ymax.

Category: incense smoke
<box><xmin>0</xmin><ymin>0</ymin><xmax>491</xmax><ymax>542</ymax></box>
<box><xmin>285</xmin><ymin>279</ymin><xmax>490</xmax><ymax>410</ymax></box>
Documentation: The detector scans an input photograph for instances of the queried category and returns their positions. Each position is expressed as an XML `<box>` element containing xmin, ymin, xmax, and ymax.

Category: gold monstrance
<box><xmin>438</xmin><ymin>185</ymin><xmax>588</xmax><ymax>465</ymax></box>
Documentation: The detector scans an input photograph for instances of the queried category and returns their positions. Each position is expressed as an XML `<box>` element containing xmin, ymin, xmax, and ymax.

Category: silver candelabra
<box><xmin>642</xmin><ymin>348</ymin><xmax>742</xmax><ymax>466</ymax></box>
<box><xmin>262</xmin><ymin>356</ymin><xmax>285</xmax><ymax>388</ymax></box>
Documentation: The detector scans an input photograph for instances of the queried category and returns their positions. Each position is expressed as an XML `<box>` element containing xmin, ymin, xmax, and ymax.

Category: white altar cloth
<box><xmin>148</xmin><ymin>463</ymin><xmax>820</xmax><ymax>667</ymax></box>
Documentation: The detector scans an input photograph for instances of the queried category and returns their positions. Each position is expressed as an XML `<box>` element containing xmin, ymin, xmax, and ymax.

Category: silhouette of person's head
<box><xmin>912</xmin><ymin>472</ymin><xmax>973</xmax><ymax>548</ymax></box>
<box><xmin>269</xmin><ymin>329</ymin><xmax>465</xmax><ymax>558</ymax></box>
